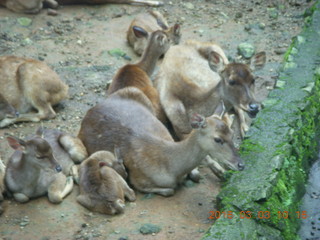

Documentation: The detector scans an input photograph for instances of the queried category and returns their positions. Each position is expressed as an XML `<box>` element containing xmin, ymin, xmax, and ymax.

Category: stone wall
<box><xmin>202</xmin><ymin>1</ymin><xmax>320</xmax><ymax>239</ymax></box>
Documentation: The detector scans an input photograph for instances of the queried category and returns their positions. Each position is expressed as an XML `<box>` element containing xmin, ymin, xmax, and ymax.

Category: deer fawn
<box><xmin>78</xmin><ymin>87</ymin><xmax>244</xmax><ymax>196</ymax></box>
<box><xmin>127</xmin><ymin>10</ymin><xmax>181</xmax><ymax>56</ymax></box>
<box><xmin>155</xmin><ymin>40</ymin><xmax>266</xmax><ymax>139</ymax></box>
<box><xmin>5</xmin><ymin>135</ymin><xmax>74</xmax><ymax>203</ymax></box>
<box><xmin>0</xmin><ymin>0</ymin><xmax>163</xmax><ymax>14</ymax></box>
<box><xmin>77</xmin><ymin>150</ymin><xmax>135</xmax><ymax>215</ymax></box>
<box><xmin>0</xmin><ymin>56</ymin><xmax>68</xmax><ymax>128</ymax></box>
<box><xmin>108</xmin><ymin>30</ymin><xmax>170</xmax><ymax>123</ymax></box>
<box><xmin>35</xmin><ymin>127</ymin><xmax>88</xmax><ymax>183</ymax></box>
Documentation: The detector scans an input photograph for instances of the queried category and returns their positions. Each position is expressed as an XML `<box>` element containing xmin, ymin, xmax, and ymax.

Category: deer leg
<box><xmin>70</xmin><ymin>165</ymin><xmax>80</xmax><ymax>184</ymax></box>
<box><xmin>13</xmin><ymin>193</ymin><xmax>30</xmax><ymax>203</ymax></box>
<box><xmin>59</xmin><ymin>134</ymin><xmax>88</xmax><ymax>163</ymax></box>
<box><xmin>119</xmin><ymin>177</ymin><xmax>136</xmax><ymax>202</ymax></box>
<box><xmin>76</xmin><ymin>194</ymin><xmax>94</xmax><ymax>210</ymax></box>
<box><xmin>235</xmin><ymin>108</ymin><xmax>249</xmax><ymax>138</ymax></box>
<box><xmin>48</xmin><ymin>174</ymin><xmax>73</xmax><ymax>203</ymax></box>
<box><xmin>188</xmin><ymin>168</ymin><xmax>201</xmax><ymax>183</ymax></box>
<box><xmin>204</xmin><ymin>156</ymin><xmax>226</xmax><ymax>179</ymax></box>
<box><xmin>44</xmin><ymin>0</ymin><xmax>59</xmax><ymax>8</ymax></box>
<box><xmin>125</xmin><ymin>0</ymin><xmax>163</xmax><ymax>7</ymax></box>
<box><xmin>141</xmin><ymin>187</ymin><xmax>174</xmax><ymax>197</ymax></box>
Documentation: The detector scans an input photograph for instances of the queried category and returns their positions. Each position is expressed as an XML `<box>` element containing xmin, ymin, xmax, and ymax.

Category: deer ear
<box><xmin>191</xmin><ymin>113</ymin><xmax>207</xmax><ymax>129</ymax></box>
<box><xmin>132</xmin><ymin>26</ymin><xmax>148</xmax><ymax>38</ymax></box>
<box><xmin>208</xmin><ymin>51</ymin><xmax>225</xmax><ymax>73</ymax></box>
<box><xmin>156</xmin><ymin>33</ymin><xmax>167</xmax><ymax>47</ymax></box>
<box><xmin>213</xmin><ymin>100</ymin><xmax>226</xmax><ymax>119</ymax></box>
<box><xmin>7</xmin><ymin>136</ymin><xmax>25</xmax><ymax>151</ymax></box>
<box><xmin>250</xmin><ymin>51</ymin><xmax>266</xmax><ymax>71</ymax></box>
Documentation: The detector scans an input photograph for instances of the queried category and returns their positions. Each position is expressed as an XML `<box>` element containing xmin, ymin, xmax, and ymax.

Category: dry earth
<box><xmin>0</xmin><ymin>0</ymin><xmax>314</xmax><ymax>239</ymax></box>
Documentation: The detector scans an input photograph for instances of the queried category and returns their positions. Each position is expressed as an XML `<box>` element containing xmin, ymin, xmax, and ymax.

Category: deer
<box><xmin>77</xmin><ymin>150</ymin><xmax>135</xmax><ymax>215</ymax></box>
<box><xmin>5</xmin><ymin>135</ymin><xmax>74</xmax><ymax>203</ymax></box>
<box><xmin>107</xmin><ymin>30</ymin><xmax>170</xmax><ymax>123</ymax></box>
<box><xmin>127</xmin><ymin>10</ymin><xmax>181</xmax><ymax>56</ymax></box>
<box><xmin>0</xmin><ymin>56</ymin><xmax>68</xmax><ymax>128</ymax></box>
<box><xmin>35</xmin><ymin>127</ymin><xmax>88</xmax><ymax>183</ymax></box>
<box><xmin>0</xmin><ymin>0</ymin><xmax>163</xmax><ymax>14</ymax></box>
<box><xmin>154</xmin><ymin>40</ymin><xmax>266</xmax><ymax>180</ymax></box>
<box><xmin>0</xmin><ymin>156</ymin><xmax>5</xmax><ymax>214</ymax></box>
<box><xmin>77</xmin><ymin>87</ymin><xmax>244</xmax><ymax>197</ymax></box>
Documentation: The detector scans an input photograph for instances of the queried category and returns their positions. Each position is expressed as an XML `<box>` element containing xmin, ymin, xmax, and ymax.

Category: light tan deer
<box><xmin>35</xmin><ymin>127</ymin><xmax>88</xmax><ymax>183</ymax></box>
<box><xmin>78</xmin><ymin>87</ymin><xmax>244</xmax><ymax>196</ymax></box>
<box><xmin>127</xmin><ymin>10</ymin><xmax>181</xmax><ymax>56</ymax></box>
<box><xmin>0</xmin><ymin>0</ymin><xmax>163</xmax><ymax>14</ymax></box>
<box><xmin>5</xmin><ymin>135</ymin><xmax>73</xmax><ymax>203</ymax></box>
<box><xmin>0</xmin><ymin>155</ymin><xmax>5</xmax><ymax>214</ymax></box>
<box><xmin>0</xmin><ymin>56</ymin><xmax>68</xmax><ymax>128</ymax></box>
<box><xmin>155</xmin><ymin>40</ymin><xmax>266</xmax><ymax>139</ymax></box>
<box><xmin>77</xmin><ymin>150</ymin><xmax>135</xmax><ymax>215</ymax></box>
<box><xmin>108</xmin><ymin>30</ymin><xmax>170</xmax><ymax>123</ymax></box>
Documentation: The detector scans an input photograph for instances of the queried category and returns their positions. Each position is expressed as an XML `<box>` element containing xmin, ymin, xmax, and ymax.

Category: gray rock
<box><xmin>139</xmin><ymin>223</ymin><xmax>161</xmax><ymax>235</ymax></box>
<box><xmin>237</xmin><ymin>43</ymin><xmax>255</xmax><ymax>59</ymax></box>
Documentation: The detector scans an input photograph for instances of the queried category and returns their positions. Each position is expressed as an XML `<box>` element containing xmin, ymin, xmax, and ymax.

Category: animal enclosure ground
<box><xmin>0</xmin><ymin>0</ymin><xmax>314</xmax><ymax>239</ymax></box>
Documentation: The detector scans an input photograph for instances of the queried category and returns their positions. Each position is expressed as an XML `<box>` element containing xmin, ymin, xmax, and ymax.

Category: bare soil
<box><xmin>0</xmin><ymin>1</ymin><xmax>314</xmax><ymax>239</ymax></box>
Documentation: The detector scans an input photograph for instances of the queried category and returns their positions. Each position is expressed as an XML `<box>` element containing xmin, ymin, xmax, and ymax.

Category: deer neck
<box><xmin>136</xmin><ymin>43</ymin><xmax>161</xmax><ymax>77</ymax></box>
<box><xmin>165</xmin><ymin>131</ymin><xmax>207</xmax><ymax>178</ymax></box>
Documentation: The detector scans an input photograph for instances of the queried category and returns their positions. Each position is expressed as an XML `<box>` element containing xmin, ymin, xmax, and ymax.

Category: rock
<box><xmin>237</xmin><ymin>43</ymin><xmax>255</xmax><ymax>59</ymax></box>
<box><xmin>184</xmin><ymin>179</ymin><xmax>196</xmax><ymax>188</ymax></box>
<box><xmin>267</xmin><ymin>8</ymin><xmax>278</xmax><ymax>19</ymax></box>
<box><xmin>184</xmin><ymin>2</ymin><xmax>194</xmax><ymax>10</ymax></box>
<box><xmin>235</xmin><ymin>12</ymin><xmax>243</xmax><ymax>19</ymax></box>
<box><xmin>47</xmin><ymin>9</ymin><xmax>58</xmax><ymax>16</ymax></box>
<box><xmin>17</xmin><ymin>17</ymin><xmax>32</xmax><ymax>27</ymax></box>
<box><xmin>139</xmin><ymin>224</ymin><xmax>161</xmax><ymax>235</ymax></box>
<box><xmin>274</xmin><ymin>48</ymin><xmax>286</xmax><ymax>55</ymax></box>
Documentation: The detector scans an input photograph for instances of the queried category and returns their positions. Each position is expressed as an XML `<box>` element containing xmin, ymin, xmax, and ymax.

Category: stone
<box><xmin>17</xmin><ymin>17</ymin><xmax>32</xmax><ymax>27</ymax></box>
<box><xmin>237</xmin><ymin>43</ymin><xmax>255</xmax><ymax>59</ymax></box>
<box><xmin>139</xmin><ymin>224</ymin><xmax>161</xmax><ymax>235</ymax></box>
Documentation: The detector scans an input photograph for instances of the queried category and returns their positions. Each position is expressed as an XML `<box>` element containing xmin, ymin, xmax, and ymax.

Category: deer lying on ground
<box><xmin>78</xmin><ymin>87</ymin><xmax>244</xmax><ymax>196</ymax></box>
<box><xmin>77</xmin><ymin>150</ymin><xmax>135</xmax><ymax>214</ymax></box>
<box><xmin>0</xmin><ymin>156</ymin><xmax>5</xmax><ymax>214</ymax></box>
<box><xmin>0</xmin><ymin>0</ymin><xmax>163</xmax><ymax>14</ymax></box>
<box><xmin>0</xmin><ymin>56</ymin><xmax>68</xmax><ymax>128</ymax></box>
<box><xmin>108</xmin><ymin>30</ymin><xmax>170</xmax><ymax>123</ymax></box>
<box><xmin>127</xmin><ymin>10</ymin><xmax>181</xmax><ymax>56</ymax></box>
<box><xmin>155</xmin><ymin>40</ymin><xmax>266</xmax><ymax>139</ymax></box>
<box><xmin>5</xmin><ymin>135</ymin><xmax>73</xmax><ymax>203</ymax></box>
<box><xmin>35</xmin><ymin>127</ymin><xmax>88</xmax><ymax>183</ymax></box>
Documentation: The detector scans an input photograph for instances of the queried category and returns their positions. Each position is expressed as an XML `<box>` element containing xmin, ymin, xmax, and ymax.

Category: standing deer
<box><xmin>78</xmin><ymin>87</ymin><xmax>244</xmax><ymax>196</ymax></box>
<box><xmin>155</xmin><ymin>40</ymin><xmax>266</xmax><ymax>139</ymax></box>
<box><xmin>0</xmin><ymin>0</ymin><xmax>163</xmax><ymax>14</ymax></box>
<box><xmin>108</xmin><ymin>30</ymin><xmax>170</xmax><ymax>123</ymax></box>
<box><xmin>5</xmin><ymin>135</ymin><xmax>73</xmax><ymax>203</ymax></box>
<box><xmin>0</xmin><ymin>56</ymin><xmax>68</xmax><ymax>128</ymax></box>
<box><xmin>77</xmin><ymin>150</ymin><xmax>135</xmax><ymax>215</ymax></box>
<box><xmin>127</xmin><ymin>10</ymin><xmax>181</xmax><ymax>56</ymax></box>
<box><xmin>35</xmin><ymin>127</ymin><xmax>88</xmax><ymax>183</ymax></box>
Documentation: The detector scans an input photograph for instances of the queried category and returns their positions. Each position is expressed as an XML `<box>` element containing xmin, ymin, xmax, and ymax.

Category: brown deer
<box><xmin>0</xmin><ymin>56</ymin><xmax>68</xmax><ymax>128</ymax></box>
<box><xmin>0</xmin><ymin>156</ymin><xmax>5</xmax><ymax>214</ymax></box>
<box><xmin>77</xmin><ymin>150</ymin><xmax>135</xmax><ymax>215</ymax></box>
<box><xmin>127</xmin><ymin>10</ymin><xmax>181</xmax><ymax>56</ymax></box>
<box><xmin>35</xmin><ymin>127</ymin><xmax>88</xmax><ymax>183</ymax></box>
<box><xmin>155</xmin><ymin>40</ymin><xmax>266</xmax><ymax>139</ymax></box>
<box><xmin>0</xmin><ymin>0</ymin><xmax>163</xmax><ymax>14</ymax></box>
<box><xmin>78</xmin><ymin>87</ymin><xmax>244</xmax><ymax>196</ymax></box>
<box><xmin>108</xmin><ymin>30</ymin><xmax>170</xmax><ymax>123</ymax></box>
<box><xmin>5</xmin><ymin>135</ymin><xmax>73</xmax><ymax>203</ymax></box>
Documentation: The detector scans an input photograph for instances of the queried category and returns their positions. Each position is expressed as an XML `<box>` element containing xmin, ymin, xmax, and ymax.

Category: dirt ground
<box><xmin>0</xmin><ymin>0</ymin><xmax>314</xmax><ymax>239</ymax></box>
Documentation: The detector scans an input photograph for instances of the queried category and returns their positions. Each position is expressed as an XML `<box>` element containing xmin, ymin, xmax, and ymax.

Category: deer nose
<box><xmin>55</xmin><ymin>165</ymin><xmax>62</xmax><ymax>172</ymax></box>
<box><xmin>238</xmin><ymin>162</ymin><xmax>245</xmax><ymax>171</ymax></box>
<box><xmin>249</xmin><ymin>103</ymin><xmax>259</xmax><ymax>112</ymax></box>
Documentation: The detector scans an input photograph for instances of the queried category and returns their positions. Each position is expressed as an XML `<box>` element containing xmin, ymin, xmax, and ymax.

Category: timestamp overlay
<box><xmin>208</xmin><ymin>210</ymin><xmax>308</xmax><ymax>220</ymax></box>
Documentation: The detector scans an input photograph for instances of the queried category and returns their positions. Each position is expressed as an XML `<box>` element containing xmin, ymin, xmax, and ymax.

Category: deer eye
<box><xmin>229</xmin><ymin>80</ymin><xmax>236</xmax><ymax>86</ymax></box>
<box><xmin>214</xmin><ymin>138</ymin><xmax>223</xmax><ymax>144</ymax></box>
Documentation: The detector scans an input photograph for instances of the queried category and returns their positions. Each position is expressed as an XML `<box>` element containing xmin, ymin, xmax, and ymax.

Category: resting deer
<box><xmin>127</xmin><ymin>10</ymin><xmax>181</xmax><ymax>56</ymax></box>
<box><xmin>0</xmin><ymin>156</ymin><xmax>5</xmax><ymax>214</ymax></box>
<box><xmin>78</xmin><ymin>87</ymin><xmax>244</xmax><ymax>196</ymax></box>
<box><xmin>108</xmin><ymin>30</ymin><xmax>170</xmax><ymax>123</ymax></box>
<box><xmin>155</xmin><ymin>40</ymin><xmax>266</xmax><ymax>139</ymax></box>
<box><xmin>35</xmin><ymin>127</ymin><xmax>88</xmax><ymax>183</ymax></box>
<box><xmin>0</xmin><ymin>56</ymin><xmax>68</xmax><ymax>128</ymax></box>
<box><xmin>0</xmin><ymin>0</ymin><xmax>163</xmax><ymax>14</ymax></box>
<box><xmin>77</xmin><ymin>150</ymin><xmax>135</xmax><ymax>214</ymax></box>
<box><xmin>5</xmin><ymin>135</ymin><xmax>73</xmax><ymax>203</ymax></box>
